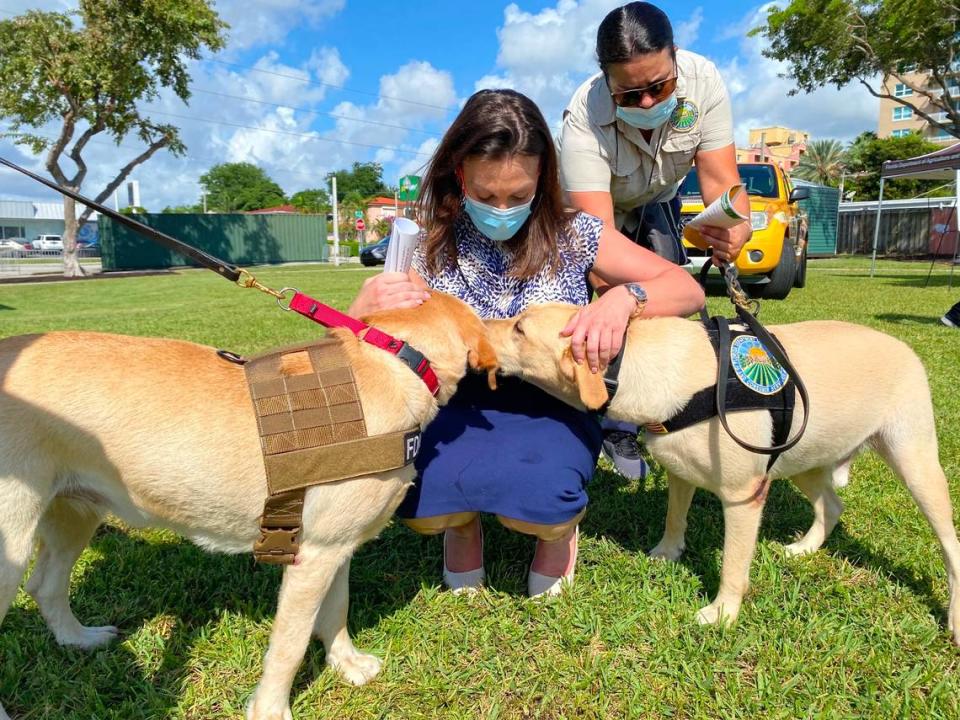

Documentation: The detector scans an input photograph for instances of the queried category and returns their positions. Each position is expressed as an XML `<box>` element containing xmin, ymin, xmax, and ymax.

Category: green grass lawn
<box><xmin>1</xmin><ymin>257</ymin><xmax>959</xmax><ymax>719</ymax></box>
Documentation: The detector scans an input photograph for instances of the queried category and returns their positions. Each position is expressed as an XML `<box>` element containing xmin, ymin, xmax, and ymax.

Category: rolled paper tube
<box><xmin>384</xmin><ymin>217</ymin><xmax>421</xmax><ymax>273</ymax></box>
<box><xmin>682</xmin><ymin>184</ymin><xmax>748</xmax><ymax>251</ymax></box>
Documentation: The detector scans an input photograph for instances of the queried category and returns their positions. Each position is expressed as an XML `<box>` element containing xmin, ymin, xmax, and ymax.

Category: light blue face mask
<box><xmin>615</xmin><ymin>93</ymin><xmax>678</xmax><ymax>130</ymax></box>
<box><xmin>463</xmin><ymin>195</ymin><xmax>534</xmax><ymax>242</ymax></box>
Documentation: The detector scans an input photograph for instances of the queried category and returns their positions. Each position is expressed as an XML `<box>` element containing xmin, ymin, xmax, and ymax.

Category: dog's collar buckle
<box><xmin>253</xmin><ymin>526</ymin><xmax>300</xmax><ymax>565</ymax></box>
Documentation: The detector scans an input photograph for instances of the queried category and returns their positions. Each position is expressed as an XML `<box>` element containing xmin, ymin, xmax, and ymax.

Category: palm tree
<box><xmin>793</xmin><ymin>139</ymin><xmax>846</xmax><ymax>186</ymax></box>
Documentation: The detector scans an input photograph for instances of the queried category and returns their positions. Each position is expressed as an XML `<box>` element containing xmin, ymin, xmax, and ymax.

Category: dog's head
<box><xmin>362</xmin><ymin>292</ymin><xmax>498</xmax><ymax>405</ymax></box>
<box><xmin>485</xmin><ymin>303</ymin><xmax>609</xmax><ymax>411</ymax></box>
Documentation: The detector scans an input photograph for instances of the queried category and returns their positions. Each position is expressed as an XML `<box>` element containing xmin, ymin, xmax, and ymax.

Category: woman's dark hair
<box><xmin>596</xmin><ymin>2</ymin><xmax>675</xmax><ymax>73</ymax></box>
<box><xmin>416</xmin><ymin>88</ymin><xmax>571</xmax><ymax>278</ymax></box>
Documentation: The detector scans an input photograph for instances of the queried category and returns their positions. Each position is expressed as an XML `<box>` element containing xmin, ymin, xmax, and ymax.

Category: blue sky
<box><xmin>0</xmin><ymin>0</ymin><xmax>878</xmax><ymax>209</ymax></box>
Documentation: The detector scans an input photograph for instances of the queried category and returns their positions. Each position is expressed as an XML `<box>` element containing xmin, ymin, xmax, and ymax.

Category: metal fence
<box><xmin>0</xmin><ymin>247</ymin><xmax>102</xmax><ymax>277</ymax></box>
<box><xmin>837</xmin><ymin>202</ymin><xmax>958</xmax><ymax>258</ymax></box>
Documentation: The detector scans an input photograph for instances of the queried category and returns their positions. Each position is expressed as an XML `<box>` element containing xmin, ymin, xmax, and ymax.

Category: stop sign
<box><xmin>355</xmin><ymin>218</ymin><xmax>365</xmax><ymax>231</ymax></box>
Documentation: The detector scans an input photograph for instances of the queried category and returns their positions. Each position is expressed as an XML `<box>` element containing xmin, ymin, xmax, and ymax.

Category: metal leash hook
<box><xmin>234</xmin><ymin>268</ymin><xmax>297</xmax><ymax>309</ymax></box>
<box><xmin>720</xmin><ymin>262</ymin><xmax>760</xmax><ymax>316</ymax></box>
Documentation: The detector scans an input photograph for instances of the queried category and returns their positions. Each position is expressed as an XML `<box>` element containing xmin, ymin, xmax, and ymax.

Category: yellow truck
<box><xmin>679</xmin><ymin>163</ymin><xmax>809</xmax><ymax>299</ymax></box>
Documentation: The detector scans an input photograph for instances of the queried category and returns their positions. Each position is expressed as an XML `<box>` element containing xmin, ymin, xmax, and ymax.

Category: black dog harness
<box><xmin>603</xmin><ymin>312</ymin><xmax>808</xmax><ymax>473</ymax></box>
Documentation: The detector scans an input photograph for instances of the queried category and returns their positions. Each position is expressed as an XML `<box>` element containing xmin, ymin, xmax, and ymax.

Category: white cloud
<box><xmin>215</xmin><ymin>0</ymin><xmax>345</xmax><ymax>50</ymax></box>
<box><xmin>396</xmin><ymin>138</ymin><xmax>439</xmax><ymax>181</ymax></box>
<box><xmin>307</xmin><ymin>46</ymin><xmax>350</xmax><ymax>88</ymax></box>
<box><xmin>719</xmin><ymin>5</ymin><xmax>877</xmax><ymax>144</ymax></box>
<box><xmin>674</xmin><ymin>7</ymin><xmax>703</xmax><ymax>48</ymax></box>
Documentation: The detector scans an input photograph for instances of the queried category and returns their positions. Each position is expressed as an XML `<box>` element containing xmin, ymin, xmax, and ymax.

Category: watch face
<box><xmin>627</xmin><ymin>283</ymin><xmax>647</xmax><ymax>303</ymax></box>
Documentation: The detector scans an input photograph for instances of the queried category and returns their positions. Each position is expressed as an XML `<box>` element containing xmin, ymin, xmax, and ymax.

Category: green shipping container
<box><xmin>794</xmin><ymin>182</ymin><xmax>839</xmax><ymax>256</ymax></box>
<box><xmin>99</xmin><ymin>213</ymin><xmax>328</xmax><ymax>271</ymax></box>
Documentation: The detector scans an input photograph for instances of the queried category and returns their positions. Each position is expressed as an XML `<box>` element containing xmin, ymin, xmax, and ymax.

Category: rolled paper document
<box><xmin>682</xmin><ymin>184</ymin><xmax>749</xmax><ymax>251</ymax></box>
<box><xmin>383</xmin><ymin>217</ymin><xmax>421</xmax><ymax>273</ymax></box>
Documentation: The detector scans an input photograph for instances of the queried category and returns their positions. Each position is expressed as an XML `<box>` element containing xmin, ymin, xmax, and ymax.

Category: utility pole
<box><xmin>760</xmin><ymin>131</ymin><xmax>766</xmax><ymax>163</ymax></box>
<box><xmin>330</xmin><ymin>174</ymin><xmax>340</xmax><ymax>267</ymax></box>
<box><xmin>201</xmin><ymin>192</ymin><xmax>208</xmax><ymax>214</ymax></box>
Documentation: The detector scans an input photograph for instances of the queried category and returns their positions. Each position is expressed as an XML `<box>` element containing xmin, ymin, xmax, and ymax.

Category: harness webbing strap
<box><xmin>246</xmin><ymin>339</ymin><xmax>421</xmax><ymax>565</ymax></box>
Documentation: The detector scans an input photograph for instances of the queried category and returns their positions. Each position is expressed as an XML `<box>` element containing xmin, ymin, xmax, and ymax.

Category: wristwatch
<box><xmin>624</xmin><ymin>282</ymin><xmax>648</xmax><ymax>319</ymax></box>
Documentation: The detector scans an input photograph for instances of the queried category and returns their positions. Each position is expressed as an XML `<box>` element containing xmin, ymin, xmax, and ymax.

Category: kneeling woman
<box><xmin>348</xmin><ymin>89</ymin><xmax>703</xmax><ymax>596</ymax></box>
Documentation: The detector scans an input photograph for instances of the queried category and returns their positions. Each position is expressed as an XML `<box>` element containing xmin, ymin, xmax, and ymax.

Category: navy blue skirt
<box><xmin>396</xmin><ymin>375</ymin><xmax>603</xmax><ymax>525</ymax></box>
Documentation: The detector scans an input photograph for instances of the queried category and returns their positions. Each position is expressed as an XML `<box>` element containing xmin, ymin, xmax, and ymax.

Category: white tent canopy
<box><xmin>870</xmin><ymin>143</ymin><xmax>960</xmax><ymax>279</ymax></box>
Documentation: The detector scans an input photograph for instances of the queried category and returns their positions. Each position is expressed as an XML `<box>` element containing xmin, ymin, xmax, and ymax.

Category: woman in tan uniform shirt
<box><xmin>560</xmin><ymin>1</ymin><xmax>750</xmax><ymax>265</ymax></box>
<box><xmin>559</xmin><ymin>2</ymin><xmax>751</xmax><ymax>478</ymax></box>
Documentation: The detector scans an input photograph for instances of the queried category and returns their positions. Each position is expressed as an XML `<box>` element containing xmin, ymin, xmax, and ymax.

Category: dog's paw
<box><xmin>246</xmin><ymin>697</ymin><xmax>292</xmax><ymax>720</ymax></box>
<box><xmin>783</xmin><ymin>538</ymin><xmax>819</xmax><ymax>557</ymax></box>
<box><xmin>648</xmin><ymin>540</ymin><xmax>684</xmax><ymax>562</ymax></box>
<box><xmin>328</xmin><ymin>650</ymin><xmax>382</xmax><ymax>686</ymax></box>
<box><xmin>695</xmin><ymin>602</ymin><xmax>737</xmax><ymax>626</ymax></box>
<box><xmin>56</xmin><ymin>624</ymin><xmax>119</xmax><ymax>650</ymax></box>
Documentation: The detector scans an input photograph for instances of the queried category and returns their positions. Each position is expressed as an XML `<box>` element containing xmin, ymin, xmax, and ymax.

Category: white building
<box><xmin>0</xmin><ymin>200</ymin><xmax>99</xmax><ymax>244</ymax></box>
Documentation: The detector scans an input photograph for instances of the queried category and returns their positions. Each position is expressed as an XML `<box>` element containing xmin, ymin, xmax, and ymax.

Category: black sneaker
<box><xmin>601</xmin><ymin>430</ymin><xmax>649</xmax><ymax>480</ymax></box>
<box><xmin>942</xmin><ymin>303</ymin><xmax>960</xmax><ymax>328</ymax></box>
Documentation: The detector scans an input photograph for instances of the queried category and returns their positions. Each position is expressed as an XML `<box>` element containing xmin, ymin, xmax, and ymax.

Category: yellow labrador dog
<box><xmin>0</xmin><ymin>292</ymin><xmax>497</xmax><ymax>720</ymax></box>
<box><xmin>487</xmin><ymin>303</ymin><xmax>960</xmax><ymax>642</ymax></box>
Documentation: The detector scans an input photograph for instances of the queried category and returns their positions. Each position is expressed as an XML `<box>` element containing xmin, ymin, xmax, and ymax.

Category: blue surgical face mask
<box><xmin>615</xmin><ymin>93</ymin><xmax>678</xmax><ymax>130</ymax></box>
<box><xmin>463</xmin><ymin>195</ymin><xmax>534</xmax><ymax>242</ymax></box>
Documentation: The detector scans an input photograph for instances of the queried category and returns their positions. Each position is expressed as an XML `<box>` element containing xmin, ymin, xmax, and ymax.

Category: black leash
<box><xmin>0</xmin><ymin>156</ymin><xmax>252</xmax><ymax>286</ymax></box>
<box><xmin>699</xmin><ymin>259</ymin><xmax>810</xmax><ymax>470</ymax></box>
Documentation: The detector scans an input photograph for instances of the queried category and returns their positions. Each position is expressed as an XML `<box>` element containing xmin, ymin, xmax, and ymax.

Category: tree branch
<box><xmin>66</xmin><ymin>117</ymin><xmax>107</xmax><ymax>187</ymax></box>
<box><xmin>859</xmin><ymin>78</ymin><xmax>957</xmax><ymax>137</ymax></box>
<box><xmin>44</xmin><ymin>107</ymin><xmax>76</xmax><ymax>185</ymax></box>
<box><xmin>76</xmin><ymin>135</ymin><xmax>171</xmax><ymax>224</ymax></box>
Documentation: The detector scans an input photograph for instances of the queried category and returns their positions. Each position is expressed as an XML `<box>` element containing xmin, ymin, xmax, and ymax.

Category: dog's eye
<box><xmin>513</xmin><ymin>321</ymin><xmax>525</xmax><ymax>337</ymax></box>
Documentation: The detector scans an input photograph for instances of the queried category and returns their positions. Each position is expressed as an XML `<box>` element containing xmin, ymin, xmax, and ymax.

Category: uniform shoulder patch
<box><xmin>670</xmin><ymin>100</ymin><xmax>699</xmax><ymax>132</ymax></box>
<box><xmin>730</xmin><ymin>335</ymin><xmax>788</xmax><ymax>395</ymax></box>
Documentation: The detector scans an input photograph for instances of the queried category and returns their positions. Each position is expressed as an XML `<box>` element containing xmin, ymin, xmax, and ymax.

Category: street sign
<box><xmin>354</xmin><ymin>209</ymin><xmax>363</xmax><ymax>219</ymax></box>
<box><xmin>398</xmin><ymin>174</ymin><xmax>421</xmax><ymax>201</ymax></box>
<box><xmin>355</xmin><ymin>218</ymin><xmax>365</xmax><ymax>231</ymax></box>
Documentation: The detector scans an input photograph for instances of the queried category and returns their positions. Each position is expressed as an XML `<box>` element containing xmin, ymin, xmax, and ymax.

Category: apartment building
<box><xmin>735</xmin><ymin>126</ymin><xmax>809</xmax><ymax>171</ymax></box>
<box><xmin>878</xmin><ymin>69</ymin><xmax>958</xmax><ymax>144</ymax></box>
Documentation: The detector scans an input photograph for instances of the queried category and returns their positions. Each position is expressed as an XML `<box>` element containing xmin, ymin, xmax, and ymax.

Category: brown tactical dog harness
<box><xmin>243</xmin><ymin>339</ymin><xmax>422</xmax><ymax>564</ymax></box>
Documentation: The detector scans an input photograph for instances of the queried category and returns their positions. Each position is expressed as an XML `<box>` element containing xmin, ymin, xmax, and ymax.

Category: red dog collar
<box><xmin>287</xmin><ymin>291</ymin><xmax>440</xmax><ymax>396</ymax></box>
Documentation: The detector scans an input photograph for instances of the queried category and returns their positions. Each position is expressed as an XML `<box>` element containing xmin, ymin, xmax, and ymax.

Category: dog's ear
<box><xmin>468</xmin><ymin>334</ymin><xmax>499</xmax><ymax>391</ymax></box>
<box><xmin>560</xmin><ymin>348</ymin><xmax>608</xmax><ymax>410</ymax></box>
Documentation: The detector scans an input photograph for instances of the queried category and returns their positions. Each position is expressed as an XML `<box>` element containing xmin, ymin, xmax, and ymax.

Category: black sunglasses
<box><xmin>609</xmin><ymin>74</ymin><xmax>678</xmax><ymax>108</ymax></box>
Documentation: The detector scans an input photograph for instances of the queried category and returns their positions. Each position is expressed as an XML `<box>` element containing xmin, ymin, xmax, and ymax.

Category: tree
<box><xmin>332</xmin><ymin>162</ymin><xmax>390</xmax><ymax>201</ymax></box>
<box><xmin>161</xmin><ymin>204</ymin><xmax>202</xmax><ymax>214</ymax></box>
<box><xmin>0</xmin><ymin>1</ymin><xmax>226</xmax><ymax>276</ymax></box>
<box><xmin>199</xmin><ymin>163</ymin><xmax>286</xmax><ymax>212</ymax></box>
<box><xmin>792</xmin><ymin>139</ymin><xmax>847</xmax><ymax>186</ymax></box>
<box><xmin>753</xmin><ymin>0</ymin><xmax>959</xmax><ymax>141</ymax></box>
<box><xmin>844</xmin><ymin>132</ymin><xmax>947</xmax><ymax>200</ymax></box>
<box><xmin>290</xmin><ymin>188</ymin><xmax>331</xmax><ymax>214</ymax></box>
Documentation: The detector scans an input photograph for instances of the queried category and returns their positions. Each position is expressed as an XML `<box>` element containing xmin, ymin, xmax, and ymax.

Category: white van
<box><xmin>33</xmin><ymin>234</ymin><xmax>64</xmax><ymax>251</ymax></box>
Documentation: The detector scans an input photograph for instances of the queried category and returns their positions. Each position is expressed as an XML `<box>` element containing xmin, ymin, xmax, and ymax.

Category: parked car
<box><xmin>32</xmin><ymin>234</ymin><xmax>64</xmax><ymax>252</ymax></box>
<box><xmin>360</xmin><ymin>237</ymin><xmax>390</xmax><ymax>267</ymax></box>
<box><xmin>0</xmin><ymin>238</ymin><xmax>26</xmax><ymax>252</ymax></box>
<box><xmin>679</xmin><ymin>163</ymin><xmax>809</xmax><ymax>299</ymax></box>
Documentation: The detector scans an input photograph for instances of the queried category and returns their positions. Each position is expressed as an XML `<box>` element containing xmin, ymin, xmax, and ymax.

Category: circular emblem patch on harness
<box><xmin>670</xmin><ymin>100</ymin><xmax>699</xmax><ymax>132</ymax></box>
<box><xmin>730</xmin><ymin>335</ymin><xmax>788</xmax><ymax>395</ymax></box>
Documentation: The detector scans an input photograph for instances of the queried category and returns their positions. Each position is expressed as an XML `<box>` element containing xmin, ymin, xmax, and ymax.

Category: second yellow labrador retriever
<box><xmin>486</xmin><ymin>303</ymin><xmax>960</xmax><ymax>643</ymax></box>
<box><xmin>0</xmin><ymin>292</ymin><xmax>497</xmax><ymax>720</ymax></box>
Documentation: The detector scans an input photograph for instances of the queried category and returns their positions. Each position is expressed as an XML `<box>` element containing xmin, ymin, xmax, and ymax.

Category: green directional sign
<box><xmin>398</xmin><ymin>174</ymin><xmax>421</xmax><ymax>201</ymax></box>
